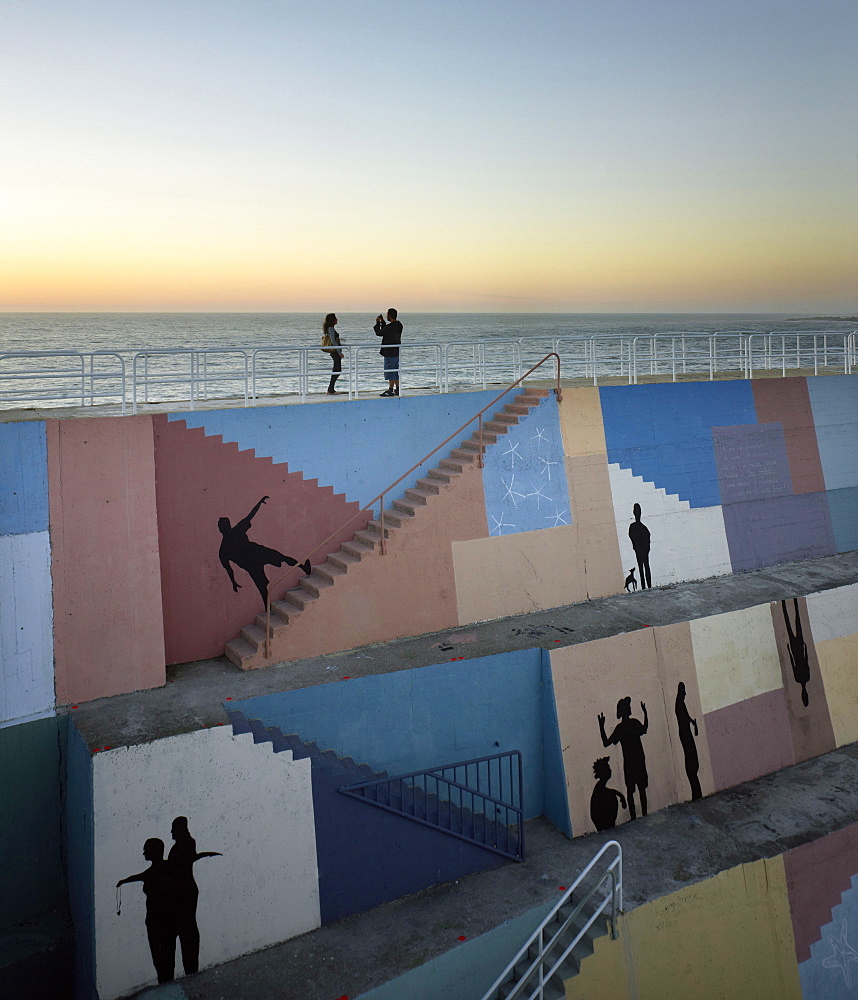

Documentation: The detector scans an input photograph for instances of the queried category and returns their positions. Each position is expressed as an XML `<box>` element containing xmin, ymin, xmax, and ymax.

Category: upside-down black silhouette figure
<box><xmin>599</xmin><ymin>697</ymin><xmax>649</xmax><ymax>819</ymax></box>
<box><xmin>590</xmin><ymin>757</ymin><xmax>628</xmax><ymax>830</ymax></box>
<box><xmin>675</xmin><ymin>682</ymin><xmax>702</xmax><ymax>800</ymax></box>
<box><xmin>782</xmin><ymin>598</ymin><xmax>811</xmax><ymax>707</ymax></box>
<box><xmin>218</xmin><ymin>496</ymin><xmax>311</xmax><ymax>608</ymax></box>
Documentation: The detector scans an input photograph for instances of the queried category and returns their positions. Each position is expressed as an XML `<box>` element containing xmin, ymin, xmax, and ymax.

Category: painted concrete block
<box><xmin>704</xmin><ymin>689</ymin><xmax>795</xmax><ymax>791</ymax></box>
<box><xmin>551</xmin><ymin>631</ymin><xmax>678</xmax><ymax>835</ymax></box>
<box><xmin>826</xmin><ymin>486</ymin><xmax>858</xmax><ymax>553</ymax></box>
<box><xmin>752</xmin><ymin>378</ymin><xmax>826</xmax><ymax>495</ymax></box>
<box><xmin>0</xmin><ymin>421</ymin><xmax>48</xmax><ymax>536</ymax></box>
<box><xmin>0</xmin><ymin>531</ymin><xmax>54</xmax><ymax>726</ymax></box>
<box><xmin>92</xmin><ymin>726</ymin><xmax>319</xmax><ymax>1000</ymax></box>
<box><xmin>607</xmin><ymin>462</ymin><xmax>732</xmax><ymax>588</ymax></box>
<box><xmin>171</xmin><ymin>391</ymin><xmax>492</xmax><ymax>508</ymax></box>
<box><xmin>691</xmin><ymin>604</ymin><xmax>782</xmax><ymax>715</ymax></box>
<box><xmin>814</xmin><ymin>635</ymin><xmax>858</xmax><ymax>748</ymax></box>
<box><xmin>481</xmin><ymin>395</ymin><xmax>571</xmax><ymax>536</ymax></box>
<box><xmin>47</xmin><ymin>417</ymin><xmax>165</xmax><ymax>704</ymax></box>
<box><xmin>557</xmin><ymin>386</ymin><xmax>607</xmax><ymax>458</ymax></box>
<box><xmin>713</xmin><ymin>423</ymin><xmax>793</xmax><ymax>503</ymax></box>
<box><xmin>805</xmin><ymin>583</ymin><xmax>858</xmax><ymax>642</ymax></box>
<box><xmin>722</xmin><ymin>492</ymin><xmax>836</xmax><ymax>572</ymax></box>
<box><xmin>806</xmin><ymin>375</ymin><xmax>858</xmax><ymax>491</ymax></box>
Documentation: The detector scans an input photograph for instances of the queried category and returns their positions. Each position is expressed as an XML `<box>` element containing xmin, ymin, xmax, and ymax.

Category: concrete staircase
<box><xmin>224</xmin><ymin>387</ymin><xmax>550</xmax><ymax>670</ymax></box>
<box><xmin>490</xmin><ymin>897</ymin><xmax>610</xmax><ymax>1000</ymax></box>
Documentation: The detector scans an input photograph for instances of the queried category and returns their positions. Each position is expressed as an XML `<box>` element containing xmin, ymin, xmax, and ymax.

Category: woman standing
<box><xmin>323</xmin><ymin>313</ymin><xmax>344</xmax><ymax>394</ymax></box>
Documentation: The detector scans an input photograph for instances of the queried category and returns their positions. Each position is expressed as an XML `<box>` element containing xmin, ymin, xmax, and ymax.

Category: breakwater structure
<box><xmin>1</xmin><ymin>369</ymin><xmax>857</xmax><ymax>999</ymax></box>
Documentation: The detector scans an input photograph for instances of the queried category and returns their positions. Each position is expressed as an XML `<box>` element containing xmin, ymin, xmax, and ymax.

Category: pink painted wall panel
<box><xmin>784</xmin><ymin>822</ymin><xmax>858</xmax><ymax>962</ymax></box>
<box><xmin>704</xmin><ymin>688</ymin><xmax>795</xmax><ymax>791</ymax></box>
<box><xmin>48</xmin><ymin>417</ymin><xmax>165</xmax><ymax>703</ymax></box>
<box><xmin>752</xmin><ymin>378</ymin><xmax>826</xmax><ymax>495</ymax></box>
<box><xmin>154</xmin><ymin>416</ymin><xmax>370</xmax><ymax>663</ymax></box>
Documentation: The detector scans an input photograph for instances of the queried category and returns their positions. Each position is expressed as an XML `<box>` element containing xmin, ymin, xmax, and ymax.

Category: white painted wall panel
<box><xmin>93</xmin><ymin>726</ymin><xmax>320</xmax><ymax>1000</ymax></box>
<box><xmin>0</xmin><ymin>531</ymin><xmax>54</xmax><ymax>726</ymax></box>
<box><xmin>607</xmin><ymin>463</ymin><xmax>732</xmax><ymax>587</ymax></box>
<box><xmin>805</xmin><ymin>583</ymin><xmax>858</xmax><ymax>642</ymax></box>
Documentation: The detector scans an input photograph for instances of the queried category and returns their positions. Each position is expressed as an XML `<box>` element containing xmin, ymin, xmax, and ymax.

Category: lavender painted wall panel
<box><xmin>722</xmin><ymin>492</ymin><xmax>836</xmax><ymax>572</ymax></box>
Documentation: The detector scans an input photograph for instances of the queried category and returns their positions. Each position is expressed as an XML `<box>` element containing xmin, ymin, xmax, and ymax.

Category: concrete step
<box><xmin>314</xmin><ymin>561</ymin><xmax>348</xmax><ymax>585</ymax></box>
<box><xmin>341</xmin><ymin>538</ymin><xmax>374</xmax><ymax>559</ymax></box>
<box><xmin>283</xmin><ymin>588</ymin><xmax>319</xmax><ymax>611</ymax></box>
<box><xmin>299</xmin><ymin>573</ymin><xmax>334</xmax><ymax>598</ymax></box>
<box><xmin>415</xmin><ymin>477</ymin><xmax>442</xmax><ymax>494</ymax></box>
<box><xmin>437</xmin><ymin>459</ymin><xmax>466</xmax><ymax>474</ymax></box>
<box><xmin>492</xmin><ymin>411</ymin><xmax>519</xmax><ymax>425</ymax></box>
<box><xmin>450</xmin><ymin>448</ymin><xmax>477</xmax><ymax>462</ymax></box>
<box><xmin>239</xmin><ymin>623</ymin><xmax>267</xmax><ymax>649</ymax></box>
<box><xmin>254</xmin><ymin>609</ymin><xmax>291</xmax><ymax>633</ymax></box>
<box><xmin>224</xmin><ymin>637</ymin><xmax>254</xmax><ymax>667</ymax></box>
<box><xmin>482</xmin><ymin>420</ymin><xmax>511</xmax><ymax>434</ymax></box>
<box><xmin>327</xmin><ymin>550</ymin><xmax>361</xmax><ymax>571</ymax></box>
<box><xmin>404</xmin><ymin>487</ymin><xmax>435</xmax><ymax>504</ymax></box>
<box><xmin>392</xmin><ymin>497</ymin><xmax>420</xmax><ymax>516</ymax></box>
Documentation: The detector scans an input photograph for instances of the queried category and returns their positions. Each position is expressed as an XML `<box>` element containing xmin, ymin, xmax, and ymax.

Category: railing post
<box><xmin>379</xmin><ymin>495</ymin><xmax>386</xmax><ymax>555</ymax></box>
<box><xmin>478</xmin><ymin>414</ymin><xmax>484</xmax><ymax>468</ymax></box>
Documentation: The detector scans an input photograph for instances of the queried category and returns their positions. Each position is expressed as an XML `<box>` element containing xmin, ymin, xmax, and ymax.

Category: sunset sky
<box><xmin>2</xmin><ymin>0</ymin><xmax>856</xmax><ymax>313</ymax></box>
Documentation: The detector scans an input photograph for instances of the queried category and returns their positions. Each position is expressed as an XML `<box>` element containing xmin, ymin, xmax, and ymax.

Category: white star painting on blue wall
<box><xmin>482</xmin><ymin>395</ymin><xmax>571</xmax><ymax>536</ymax></box>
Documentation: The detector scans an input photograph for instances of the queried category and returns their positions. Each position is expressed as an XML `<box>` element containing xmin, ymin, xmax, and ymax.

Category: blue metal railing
<box><xmin>340</xmin><ymin>750</ymin><xmax>525</xmax><ymax>862</ymax></box>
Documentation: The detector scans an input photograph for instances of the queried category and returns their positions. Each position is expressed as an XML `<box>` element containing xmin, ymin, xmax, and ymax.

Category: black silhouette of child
<box><xmin>628</xmin><ymin>503</ymin><xmax>652</xmax><ymax>589</ymax></box>
<box><xmin>116</xmin><ymin>839</ymin><xmax>181</xmax><ymax>984</ymax></box>
<box><xmin>218</xmin><ymin>496</ymin><xmax>311</xmax><ymax>608</ymax></box>
<box><xmin>782</xmin><ymin>599</ymin><xmax>811</xmax><ymax>707</ymax></box>
<box><xmin>590</xmin><ymin>757</ymin><xmax>628</xmax><ymax>830</ymax></box>
<box><xmin>599</xmin><ymin>697</ymin><xmax>649</xmax><ymax>819</ymax></box>
<box><xmin>674</xmin><ymin>682</ymin><xmax>702</xmax><ymax>800</ymax></box>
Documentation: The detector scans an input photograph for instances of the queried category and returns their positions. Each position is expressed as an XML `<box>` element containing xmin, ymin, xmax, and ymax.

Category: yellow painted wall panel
<box><xmin>566</xmin><ymin>858</ymin><xmax>801</xmax><ymax>1000</ymax></box>
<box><xmin>816</xmin><ymin>634</ymin><xmax>858</xmax><ymax>746</ymax></box>
<box><xmin>691</xmin><ymin>605</ymin><xmax>782</xmax><ymax>715</ymax></box>
<box><xmin>558</xmin><ymin>387</ymin><xmax>608</xmax><ymax>458</ymax></box>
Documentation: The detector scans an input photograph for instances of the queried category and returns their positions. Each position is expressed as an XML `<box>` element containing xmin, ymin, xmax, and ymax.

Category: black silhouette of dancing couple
<box><xmin>218</xmin><ymin>495</ymin><xmax>311</xmax><ymax>608</ymax></box>
<box><xmin>116</xmin><ymin>816</ymin><xmax>221</xmax><ymax>984</ymax></box>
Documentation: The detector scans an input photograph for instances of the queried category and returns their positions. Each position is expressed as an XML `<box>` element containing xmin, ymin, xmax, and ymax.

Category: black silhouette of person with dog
<box><xmin>782</xmin><ymin>599</ymin><xmax>811</xmax><ymax>706</ymax></box>
<box><xmin>115</xmin><ymin>821</ymin><xmax>221</xmax><ymax>983</ymax></box>
<box><xmin>590</xmin><ymin>757</ymin><xmax>628</xmax><ymax>830</ymax></box>
<box><xmin>628</xmin><ymin>503</ymin><xmax>652</xmax><ymax>589</ymax></box>
<box><xmin>599</xmin><ymin>697</ymin><xmax>649</xmax><ymax>819</ymax></box>
<box><xmin>218</xmin><ymin>495</ymin><xmax>311</xmax><ymax>608</ymax></box>
<box><xmin>674</xmin><ymin>682</ymin><xmax>702</xmax><ymax>800</ymax></box>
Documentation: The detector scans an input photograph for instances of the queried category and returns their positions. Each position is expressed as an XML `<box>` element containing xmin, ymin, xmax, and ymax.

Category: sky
<box><xmin>1</xmin><ymin>0</ymin><xmax>856</xmax><ymax>313</ymax></box>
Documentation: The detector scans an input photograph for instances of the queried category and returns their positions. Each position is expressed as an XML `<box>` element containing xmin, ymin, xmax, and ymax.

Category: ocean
<box><xmin>0</xmin><ymin>311</ymin><xmax>851</xmax><ymax>354</ymax></box>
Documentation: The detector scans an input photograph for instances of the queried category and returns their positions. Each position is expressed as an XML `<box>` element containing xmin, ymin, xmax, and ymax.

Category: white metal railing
<box><xmin>480</xmin><ymin>840</ymin><xmax>623</xmax><ymax>1000</ymax></box>
<box><xmin>0</xmin><ymin>331</ymin><xmax>853</xmax><ymax>412</ymax></box>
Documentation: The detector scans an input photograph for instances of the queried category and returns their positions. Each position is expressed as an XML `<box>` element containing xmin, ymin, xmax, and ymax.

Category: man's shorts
<box><xmin>383</xmin><ymin>352</ymin><xmax>400</xmax><ymax>379</ymax></box>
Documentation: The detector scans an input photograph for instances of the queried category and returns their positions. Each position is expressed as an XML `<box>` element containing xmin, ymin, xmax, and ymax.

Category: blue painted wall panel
<box><xmin>0</xmin><ymin>422</ymin><xmax>48</xmax><ymax>536</ymax></box>
<box><xmin>539</xmin><ymin>650</ymin><xmax>572</xmax><ymax>837</ymax></box>
<box><xmin>600</xmin><ymin>381</ymin><xmax>758</xmax><ymax>507</ymax></box>
<box><xmin>807</xmin><ymin>375</ymin><xmax>858</xmax><ymax>491</ymax></box>
<box><xmin>236</xmin><ymin>649</ymin><xmax>547</xmax><ymax>820</ymax></box>
<box><xmin>65</xmin><ymin>719</ymin><xmax>96</xmax><ymax>1000</ymax></box>
<box><xmin>482</xmin><ymin>394</ymin><xmax>571</xmax><ymax>535</ymax></box>
<box><xmin>828</xmin><ymin>487</ymin><xmax>858</xmax><ymax>554</ymax></box>
<box><xmin>170</xmin><ymin>391</ymin><xmax>493</xmax><ymax>507</ymax></box>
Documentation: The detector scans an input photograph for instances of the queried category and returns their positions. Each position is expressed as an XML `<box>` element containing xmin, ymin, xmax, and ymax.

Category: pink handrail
<box><xmin>262</xmin><ymin>353</ymin><xmax>562</xmax><ymax>656</ymax></box>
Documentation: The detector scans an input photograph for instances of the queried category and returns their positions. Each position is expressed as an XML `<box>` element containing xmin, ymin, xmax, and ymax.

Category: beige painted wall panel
<box><xmin>816</xmin><ymin>635</ymin><xmax>858</xmax><ymax>746</ymax></box>
<box><xmin>454</xmin><ymin>525</ymin><xmax>584</xmax><ymax>623</ymax></box>
<box><xmin>551</xmin><ymin>631</ymin><xmax>677</xmax><ymax>836</ymax></box>
<box><xmin>557</xmin><ymin>387</ymin><xmax>608</xmax><ymax>458</ymax></box>
<box><xmin>653</xmin><ymin>622</ymin><xmax>716</xmax><ymax>802</ymax></box>
<box><xmin>804</xmin><ymin>582</ymin><xmax>858</xmax><ymax>641</ymax></box>
<box><xmin>566</xmin><ymin>453</ymin><xmax>625</xmax><ymax>597</ymax></box>
<box><xmin>691</xmin><ymin>605</ymin><xmax>782</xmax><ymax>715</ymax></box>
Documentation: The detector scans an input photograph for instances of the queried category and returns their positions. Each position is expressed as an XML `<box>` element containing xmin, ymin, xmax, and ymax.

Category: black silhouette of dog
<box><xmin>624</xmin><ymin>567</ymin><xmax>637</xmax><ymax>592</ymax></box>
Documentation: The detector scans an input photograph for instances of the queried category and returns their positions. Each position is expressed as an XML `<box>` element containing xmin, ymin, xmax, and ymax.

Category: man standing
<box><xmin>374</xmin><ymin>308</ymin><xmax>403</xmax><ymax>396</ymax></box>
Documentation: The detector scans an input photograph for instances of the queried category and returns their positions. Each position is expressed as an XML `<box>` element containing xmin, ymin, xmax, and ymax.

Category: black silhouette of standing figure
<box><xmin>218</xmin><ymin>496</ymin><xmax>311</xmax><ymax>608</ymax></box>
<box><xmin>628</xmin><ymin>503</ymin><xmax>652</xmax><ymax>589</ymax></box>
<box><xmin>590</xmin><ymin>757</ymin><xmax>628</xmax><ymax>830</ymax></box>
<box><xmin>116</xmin><ymin>823</ymin><xmax>221</xmax><ymax>983</ymax></box>
<box><xmin>674</xmin><ymin>682</ymin><xmax>702</xmax><ymax>800</ymax></box>
<box><xmin>782</xmin><ymin>599</ymin><xmax>811</xmax><ymax>707</ymax></box>
<box><xmin>116</xmin><ymin>839</ymin><xmax>178</xmax><ymax>984</ymax></box>
<box><xmin>599</xmin><ymin>697</ymin><xmax>649</xmax><ymax>819</ymax></box>
<box><xmin>167</xmin><ymin>816</ymin><xmax>222</xmax><ymax>977</ymax></box>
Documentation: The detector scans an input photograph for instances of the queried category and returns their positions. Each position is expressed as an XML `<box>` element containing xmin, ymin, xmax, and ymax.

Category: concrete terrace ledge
<box><xmin>69</xmin><ymin>549</ymin><xmax>858</xmax><ymax>752</ymax></box>
<box><xmin>127</xmin><ymin>742</ymin><xmax>858</xmax><ymax>1000</ymax></box>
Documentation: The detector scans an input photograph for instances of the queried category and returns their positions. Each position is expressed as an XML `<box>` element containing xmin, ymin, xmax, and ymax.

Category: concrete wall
<box><xmin>552</xmin><ymin>583</ymin><xmax>857</xmax><ymax>837</ymax></box>
<box><xmin>1</xmin><ymin>375</ymin><xmax>854</xmax><ymax>706</ymax></box>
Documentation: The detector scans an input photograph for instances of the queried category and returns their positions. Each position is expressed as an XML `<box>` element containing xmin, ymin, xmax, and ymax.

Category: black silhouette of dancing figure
<box><xmin>782</xmin><ymin>599</ymin><xmax>811</xmax><ymax>707</ymax></box>
<box><xmin>628</xmin><ymin>503</ymin><xmax>651</xmax><ymax>589</ymax></box>
<box><xmin>674</xmin><ymin>682</ymin><xmax>702</xmax><ymax>800</ymax></box>
<box><xmin>218</xmin><ymin>496</ymin><xmax>311</xmax><ymax>608</ymax></box>
<box><xmin>599</xmin><ymin>697</ymin><xmax>649</xmax><ymax>819</ymax></box>
<box><xmin>116</xmin><ymin>839</ymin><xmax>178</xmax><ymax>984</ymax></box>
<box><xmin>167</xmin><ymin>816</ymin><xmax>221</xmax><ymax>977</ymax></box>
<box><xmin>116</xmin><ymin>822</ymin><xmax>221</xmax><ymax>983</ymax></box>
<box><xmin>589</xmin><ymin>757</ymin><xmax>628</xmax><ymax>831</ymax></box>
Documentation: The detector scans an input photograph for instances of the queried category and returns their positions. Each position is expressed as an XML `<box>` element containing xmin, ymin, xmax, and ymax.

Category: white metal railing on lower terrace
<box><xmin>0</xmin><ymin>331</ymin><xmax>854</xmax><ymax>412</ymax></box>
